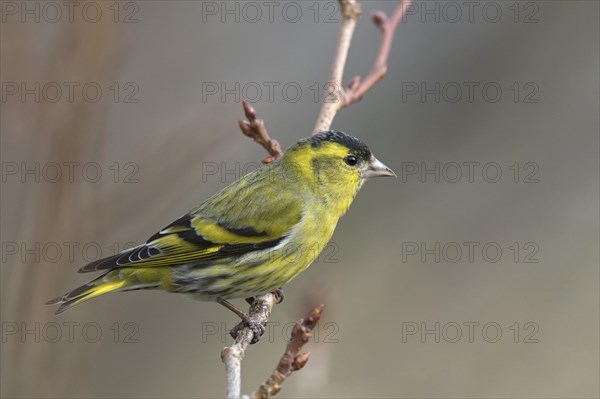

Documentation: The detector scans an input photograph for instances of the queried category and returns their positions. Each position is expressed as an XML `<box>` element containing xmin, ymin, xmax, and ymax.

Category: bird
<box><xmin>47</xmin><ymin>130</ymin><xmax>395</xmax><ymax>341</ymax></box>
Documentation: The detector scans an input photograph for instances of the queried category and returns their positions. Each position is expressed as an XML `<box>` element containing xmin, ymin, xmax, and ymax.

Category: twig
<box><xmin>313</xmin><ymin>0</ymin><xmax>362</xmax><ymax>133</ymax></box>
<box><xmin>251</xmin><ymin>305</ymin><xmax>324</xmax><ymax>399</ymax></box>
<box><xmin>313</xmin><ymin>0</ymin><xmax>412</xmax><ymax>133</ymax></box>
<box><xmin>221</xmin><ymin>293</ymin><xmax>278</xmax><ymax>399</ymax></box>
<box><xmin>238</xmin><ymin>100</ymin><xmax>283</xmax><ymax>164</ymax></box>
<box><xmin>228</xmin><ymin>1</ymin><xmax>411</xmax><ymax>397</ymax></box>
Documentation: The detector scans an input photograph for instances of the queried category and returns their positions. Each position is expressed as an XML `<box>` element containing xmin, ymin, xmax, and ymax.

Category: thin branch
<box><xmin>313</xmin><ymin>0</ymin><xmax>412</xmax><ymax>133</ymax></box>
<box><xmin>313</xmin><ymin>0</ymin><xmax>362</xmax><ymax>133</ymax></box>
<box><xmin>221</xmin><ymin>293</ymin><xmax>278</xmax><ymax>399</ymax></box>
<box><xmin>227</xmin><ymin>1</ymin><xmax>411</xmax><ymax>397</ymax></box>
<box><xmin>345</xmin><ymin>0</ymin><xmax>412</xmax><ymax>105</ymax></box>
<box><xmin>251</xmin><ymin>305</ymin><xmax>325</xmax><ymax>399</ymax></box>
<box><xmin>238</xmin><ymin>100</ymin><xmax>283</xmax><ymax>164</ymax></box>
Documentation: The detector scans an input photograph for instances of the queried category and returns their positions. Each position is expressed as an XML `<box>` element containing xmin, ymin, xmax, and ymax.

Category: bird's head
<box><xmin>279</xmin><ymin>130</ymin><xmax>395</xmax><ymax>213</ymax></box>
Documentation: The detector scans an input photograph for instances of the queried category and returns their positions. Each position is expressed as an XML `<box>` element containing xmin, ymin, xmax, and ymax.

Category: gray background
<box><xmin>1</xmin><ymin>1</ymin><xmax>598</xmax><ymax>397</ymax></box>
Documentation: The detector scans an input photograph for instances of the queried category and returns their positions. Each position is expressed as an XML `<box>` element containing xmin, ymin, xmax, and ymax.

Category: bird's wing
<box><xmin>78</xmin><ymin>171</ymin><xmax>303</xmax><ymax>273</ymax></box>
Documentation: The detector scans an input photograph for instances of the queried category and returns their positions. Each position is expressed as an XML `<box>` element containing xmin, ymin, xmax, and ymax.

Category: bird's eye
<box><xmin>344</xmin><ymin>155</ymin><xmax>358</xmax><ymax>166</ymax></box>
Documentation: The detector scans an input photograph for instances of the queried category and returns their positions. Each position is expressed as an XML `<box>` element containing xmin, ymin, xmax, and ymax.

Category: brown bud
<box><xmin>262</xmin><ymin>155</ymin><xmax>275</xmax><ymax>164</ymax></box>
<box><xmin>372</xmin><ymin>11</ymin><xmax>389</xmax><ymax>30</ymax></box>
<box><xmin>292</xmin><ymin>352</ymin><xmax>311</xmax><ymax>371</ymax></box>
<box><xmin>242</xmin><ymin>99</ymin><xmax>257</xmax><ymax>120</ymax></box>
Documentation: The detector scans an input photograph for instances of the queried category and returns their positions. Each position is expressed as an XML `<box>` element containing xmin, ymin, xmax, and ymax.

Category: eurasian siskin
<box><xmin>47</xmin><ymin>130</ymin><xmax>395</xmax><ymax>338</ymax></box>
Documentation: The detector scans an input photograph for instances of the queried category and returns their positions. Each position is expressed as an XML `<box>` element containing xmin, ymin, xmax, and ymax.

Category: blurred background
<box><xmin>1</xmin><ymin>1</ymin><xmax>598</xmax><ymax>397</ymax></box>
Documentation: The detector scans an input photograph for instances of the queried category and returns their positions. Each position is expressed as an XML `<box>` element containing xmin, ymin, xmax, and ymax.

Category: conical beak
<box><xmin>363</xmin><ymin>155</ymin><xmax>396</xmax><ymax>178</ymax></box>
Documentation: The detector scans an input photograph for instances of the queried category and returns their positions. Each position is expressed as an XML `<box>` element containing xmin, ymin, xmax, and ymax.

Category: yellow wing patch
<box><xmin>191</xmin><ymin>218</ymin><xmax>271</xmax><ymax>244</ymax></box>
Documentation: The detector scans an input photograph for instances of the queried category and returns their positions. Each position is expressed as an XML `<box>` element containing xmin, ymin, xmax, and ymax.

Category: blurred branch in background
<box><xmin>223</xmin><ymin>0</ymin><xmax>411</xmax><ymax>397</ymax></box>
<box><xmin>1</xmin><ymin>20</ymin><xmax>123</xmax><ymax>397</ymax></box>
<box><xmin>1</xmin><ymin>8</ymin><xmax>240</xmax><ymax>399</ymax></box>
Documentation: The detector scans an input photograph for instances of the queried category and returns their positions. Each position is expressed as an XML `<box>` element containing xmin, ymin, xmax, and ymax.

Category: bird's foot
<box><xmin>217</xmin><ymin>297</ymin><xmax>264</xmax><ymax>344</ymax></box>
<box><xmin>272</xmin><ymin>287</ymin><xmax>284</xmax><ymax>303</ymax></box>
<box><xmin>231</xmin><ymin>289</ymin><xmax>282</xmax><ymax>343</ymax></box>
<box><xmin>229</xmin><ymin>317</ymin><xmax>265</xmax><ymax>344</ymax></box>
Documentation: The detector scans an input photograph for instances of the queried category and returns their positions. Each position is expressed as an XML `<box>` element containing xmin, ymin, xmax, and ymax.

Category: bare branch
<box><xmin>221</xmin><ymin>293</ymin><xmax>278</xmax><ymax>399</ymax></box>
<box><xmin>238</xmin><ymin>100</ymin><xmax>283</xmax><ymax>164</ymax></box>
<box><xmin>345</xmin><ymin>0</ymin><xmax>412</xmax><ymax>105</ymax></box>
<box><xmin>225</xmin><ymin>1</ymin><xmax>412</xmax><ymax>397</ymax></box>
<box><xmin>313</xmin><ymin>0</ymin><xmax>362</xmax><ymax>133</ymax></box>
<box><xmin>313</xmin><ymin>0</ymin><xmax>412</xmax><ymax>133</ymax></box>
<box><xmin>251</xmin><ymin>304</ymin><xmax>325</xmax><ymax>399</ymax></box>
